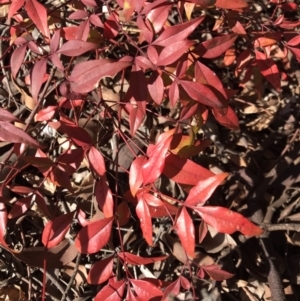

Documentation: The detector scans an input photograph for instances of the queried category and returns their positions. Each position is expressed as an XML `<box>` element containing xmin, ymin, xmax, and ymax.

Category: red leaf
<box><xmin>88</xmin><ymin>255</ymin><xmax>114</xmax><ymax>284</ymax></box>
<box><xmin>169</xmin><ymin>80</ymin><xmax>179</xmax><ymax>107</ymax></box>
<box><xmin>75</xmin><ymin>217</ymin><xmax>113</xmax><ymax>254</ymax></box>
<box><xmin>60</xmin><ymin>120</ymin><xmax>92</xmax><ymax>146</ymax></box>
<box><xmin>215</xmin><ymin>0</ymin><xmax>248</xmax><ymax>9</ymax></box>
<box><xmin>42</xmin><ymin>212</ymin><xmax>74</xmax><ymax>248</ymax></box>
<box><xmin>57</xmin><ymin>40</ymin><xmax>97</xmax><ymax>56</ymax></box>
<box><xmin>35</xmin><ymin>106</ymin><xmax>58</xmax><ymax>121</ymax></box>
<box><xmin>129</xmin><ymin>106</ymin><xmax>145</xmax><ymax>137</ymax></box>
<box><xmin>179</xmin><ymin>80</ymin><xmax>226</xmax><ymax>108</ymax></box>
<box><xmin>201</xmin><ymin>264</ymin><xmax>234</xmax><ymax>281</ymax></box>
<box><xmin>118</xmin><ymin>252</ymin><xmax>168</xmax><ymax>265</ymax></box>
<box><xmin>116</xmin><ymin>201</ymin><xmax>131</xmax><ymax>226</ymax></box>
<box><xmin>153</xmin><ymin>16</ymin><xmax>204</xmax><ymax>47</ymax></box>
<box><xmin>8</xmin><ymin>0</ymin><xmax>25</xmax><ymax>20</ymax></box>
<box><xmin>212</xmin><ymin>106</ymin><xmax>240</xmax><ymax>131</ymax></box>
<box><xmin>157</xmin><ymin>40</ymin><xmax>195</xmax><ymax>66</ymax></box>
<box><xmin>195</xmin><ymin>34</ymin><xmax>237</xmax><ymax>58</ymax></box>
<box><xmin>287</xmin><ymin>35</ymin><xmax>300</xmax><ymax>46</ymax></box>
<box><xmin>0</xmin><ymin>108</ymin><xmax>20</xmax><ymax>122</ymax></box>
<box><xmin>0</xmin><ymin>202</ymin><xmax>8</xmax><ymax>248</ymax></box>
<box><xmin>69</xmin><ymin>58</ymin><xmax>132</xmax><ymax>94</ymax></box>
<box><xmin>136</xmin><ymin>199</ymin><xmax>153</xmax><ymax>246</ymax></box>
<box><xmin>89</xmin><ymin>14</ymin><xmax>104</xmax><ymax>28</ymax></box>
<box><xmin>195</xmin><ymin>61</ymin><xmax>226</xmax><ymax>98</ymax></box>
<box><xmin>0</xmin><ymin>121</ymin><xmax>40</xmax><ymax>147</ymax></box>
<box><xmin>25</xmin><ymin>0</ymin><xmax>49</xmax><ymax>38</ymax></box>
<box><xmin>88</xmin><ymin>146</ymin><xmax>106</xmax><ymax>176</ymax></box>
<box><xmin>8</xmin><ymin>196</ymin><xmax>32</xmax><ymax>219</ymax></box>
<box><xmin>194</xmin><ymin>206</ymin><xmax>264</xmax><ymax>236</ymax></box>
<box><xmin>129</xmin><ymin>156</ymin><xmax>147</xmax><ymax>196</ymax></box>
<box><xmin>147</xmin><ymin>71</ymin><xmax>164</xmax><ymax>105</ymax></box>
<box><xmin>142</xmin><ymin>192</ymin><xmax>178</xmax><ymax>217</ymax></box>
<box><xmin>287</xmin><ymin>46</ymin><xmax>300</xmax><ymax>62</ymax></box>
<box><xmin>185</xmin><ymin>173</ymin><xmax>229</xmax><ymax>207</ymax></box>
<box><xmin>161</xmin><ymin>279</ymin><xmax>180</xmax><ymax>301</ymax></box>
<box><xmin>50</xmin><ymin>29</ymin><xmax>61</xmax><ymax>53</ymax></box>
<box><xmin>142</xmin><ymin>135</ymin><xmax>173</xmax><ymax>185</ymax></box>
<box><xmin>163</xmin><ymin>153</ymin><xmax>214</xmax><ymax>185</ymax></box>
<box><xmin>95</xmin><ymin>178</ymin><xmax>114</xmax><ymax>218</ymax></box>
<box><xmin>11</xmin><ymin>44</ymin><xmax>27</xmax><ymax>78</ymax></box>
<box><xmin>104</xmin><ymin>12</ymin><xmax>119</xmax><ymax>39</ymax></box>
<box><xmin>129</xmin><ymin>279</ymin><xmax>163</xmax><ymax>301</ymax></box>
<box><xmin>94</xmin><ymin>279</ymin><xmax>126</xmax><ymax>301</ymax></box>
<box><xmin>255</xmin><ymin>50</ymin><xmax>281</xmax><ymax>91</ymax></box>
<box><xmin>31</xmin><ymin>57</ymin><xmax>47</xmax><ymax>102</ymax></box>
<box><xmin>68</xmin><ymin>10</ymin><xmax>89</xmax><ymax>20</ymax></box>
<box><xmin>175</xmin><ymin>207</ymin><xmax>195</xmax><ymax>257</ymax></box>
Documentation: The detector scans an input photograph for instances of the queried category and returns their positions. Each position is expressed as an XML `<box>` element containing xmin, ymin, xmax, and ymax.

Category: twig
<box><xmin>61</xmin><ymin>253</ymin><xmax>81</xmax><ymax>301</ymax></box>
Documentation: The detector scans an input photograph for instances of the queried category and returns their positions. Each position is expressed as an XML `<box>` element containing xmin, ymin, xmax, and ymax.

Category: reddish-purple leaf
<box><xmin>118</xmin><ymin>252</ymin><xmax>168</xmax><ymax>265</ymax></box>
<box><xmin>153</xmin><ymin>16</ymin><xmax>204</xmax><ymax>47</ymax></box>
<box><xmin>130</xmin><ymin>67</ymin><xmax>148</xmax><ymax>102</ymax></box>
<box><xmin>31</xmin><ymin>57</ymin><xmax>47</xmax><ymax>102</ymax></box>
<box><xmin>135</xmin><ymin>55</ymin><xmax>155</xmax><ymax>70</ymax></box>
<box><xmin>75</xmin><ymin>217</ymin><xmax>113</xmax><ymax>254</ymax></box>
<box><xmin>50</xmin><ymin>29</ymin><xmax>61</xmax><ymax>53</ymax></box>
<box><xmin>42</xmin><ymin>212</ymin><xmax>74</xmax><ymax>248</ymax></box>
<box><xmin>89</xmin><ymin>14</ymin><xmax>104</xmax><ymax>28</ymax></box>
<box><xmin>142</xmin><ymin>135</ymin><xmax>173</xmax><ymax>185</ymax></box>
<box><xmin>76</xmin><ymin>19</ymin><xmax>90</xmax><ymax>41</ymax></box>
<box><xmin>185</xmin><ymin>173</ymin><xmax>229</xmax><ymax>207</ymax></box>
<box><xmin>95</xmin><ymin>279</ymin><xmax>126</xmax><ymax>301</ymax></box>
<box><xmin>68</xmin><ymin>10</ymin><xmax>89</xmax><ymax>20</ymax></box>
<box><xmin>69</xmin><ymin>58</ymin><xmax>132</xmax><ymax>94</ymax></box>
<box><xmin>0</xmin><ymin>202</ymin><xmax>8</xmax><ymax>248</ymax></box>
<box><xmin>57</xmin><ymin>40</ymin><xmax>97</xmax><ymax>56</ymax></box>
<box><xmin>0</xmin><ymin>121</ymin><xmax>40</xmax><ymax>147</ymax></box>
<box><xmin>81</xmin><ymin>0</ymin><xmax>97</xmax><ymax>7</ymax></box>
<box><xmin>95</xmin><ymin>178</ymin><xmax>114</xmax><ymax>218</ymax></box>
<box><xmin>201</xmin><ymin>264</ymin><xmax>234</xmax><ymax>281</ymax></box>
<box><xmin>8</xmin><ymin>196</ymin><xmax>32</xmax><ymax>219</ymax></box>
<box><xmin>88</xmin><ymin>146</ymin><xmax>106</xmax><ymax>176</ymax></box>
<box><xmin>195</xmin><ymin>34</ymin><xmax>237</xmax><ymax>58</ymax></box>
<box><xmin>25</xmin><ymin>0</ymin><xmax>49</xmax><ymax>38</ymax></box>
<box><xmin>146</xmin><ymin>4</ymin><xmax>172</xmax><ymax>33</ymax></box>
<box><xmin>88</xmin><ymin>255</ymin><xmax>114</xmax><ymax>284</ymax></box>
<box><xmin>0</xmin><ymin>108</ymin><xmax>20</xmax><ymax>122</ymax></box>
<box><xmin>175</xmin><ymin>207</ymin><xmax>195</xmax><ymax>257</ymax></box>
<box><xmin>179</xmin><ymin>80</ymin><xmax>226</xmax><ymax>108</ymax></box>
<box><xmin>129</xmin><ymin>156</ymin><xmax>147</xmax><ymax>196</ymax></box>
<box><xmin>212</xmin><ymin>106</ymin><xmax>240</xmax><ymax>131</ymax></box>
<box><xmin>51</xmin><ymin>53</ymin><xmax>64</xmax><ymax>70</ymax></box>
<box><xmin>194</xmin><ymin>206</ymin><xmax>264</xmax><ymax>236</ymax></box>
<box><xmin>11</xmin><ymin>44</ymin><xmax>27</xmax><ymax>78</ymax></box>
<box><xmin>157</xmin><ymin>40</ymin><xmax>195</xmax><ymax>66</ymax></box>
<box><xmin>129</xmin><ymin>279</ymin><xmax>163</xmax><ymax>301</ymax></box>
<box><xmin>163</xmin><ymin>153</ymin><xmax>214</xmax><ymax>185</ymax></box>
<box><xmin>255</xmin><ymin>50</ymin><xmax>281</xmax><ymax>91</ymax></box>
<box><xmin>148</xmin><ymin>71</ymin><xmax>164</xmax><ymax>105</ymax></box>
<box><xmin>136</xmin><ymin>199</ymin><xmax>153</xmax><ymax>246</ymax></box>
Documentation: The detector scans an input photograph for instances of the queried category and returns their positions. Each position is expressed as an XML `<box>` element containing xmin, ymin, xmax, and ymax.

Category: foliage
<box><xmin>0</xmin><ymin>0</ymin><xmax>299</xmax><ymax>300</ymax></box>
